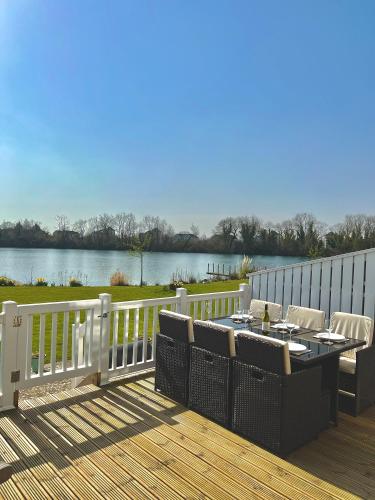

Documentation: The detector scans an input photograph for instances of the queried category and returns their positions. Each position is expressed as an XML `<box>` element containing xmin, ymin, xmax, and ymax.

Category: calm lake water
<box><xmin>0</xmin><ymin>248</ymin><xmax>305</xmax><ymax>286</ymax></box>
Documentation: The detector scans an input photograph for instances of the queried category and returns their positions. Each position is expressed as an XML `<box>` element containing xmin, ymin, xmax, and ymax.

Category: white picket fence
<box><xmin>249</xmin><ymin>247</ymin><xmax>375</xmax><ymax>323</ymax></box>
<box><xmin>0</xmin><ymin>284</ymin><xmax>250</xmax><ymax>411</ymax></box>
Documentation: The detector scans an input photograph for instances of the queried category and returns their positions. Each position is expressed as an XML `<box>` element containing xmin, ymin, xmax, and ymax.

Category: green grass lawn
<box><xmin>0</xmin><ymin>280</ymin><xmax>243</xmax><ymax>305</ymax></box>
<box><xmin>0</xmin><ymin>280</ymin><xmax>244</xmax><ymax>365</ymax></box>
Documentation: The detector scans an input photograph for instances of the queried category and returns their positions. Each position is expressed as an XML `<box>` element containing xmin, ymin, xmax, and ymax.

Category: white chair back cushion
<box><xmin>249</xmin><ymin>299</ymin><xmax>282</xmax><ymax>322</ymax></box>
<box><xmin>286</xmin><ymin>305</ymin><xmax>325</xmax><ymax>331</ymax></box>
<box><xmin>330</xmin><ymin>312</ymin><xmax>374</xmax><ymax>360</ymax></box>
<box><xmin>159</xmin><ymin>309</ymin><xmax>194</xmax><ymax>343</ymax></box>
<box><xmin>242</xmin><ymin>331</ymin><xmax>291</xmax><ymax>375</ymax></box>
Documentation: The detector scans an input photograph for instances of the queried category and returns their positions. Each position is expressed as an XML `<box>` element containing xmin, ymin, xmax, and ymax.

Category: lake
<box><xmin>0</xmin><ymin>248</ymin><xmax>306</xmax><ymax>286</ymax></box>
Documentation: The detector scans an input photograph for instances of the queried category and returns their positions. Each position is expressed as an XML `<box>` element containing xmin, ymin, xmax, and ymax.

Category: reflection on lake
<box><xmin>0</xmin><ymin>248</ymin><xmax>305</xmax><ymax>286</ymax></box>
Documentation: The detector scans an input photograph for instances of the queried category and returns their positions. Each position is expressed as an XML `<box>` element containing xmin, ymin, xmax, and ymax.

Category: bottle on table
<box><xmin>262</xmin><ymin>304</ymin><xmax>270</xmax><ymax>332</ymax></box>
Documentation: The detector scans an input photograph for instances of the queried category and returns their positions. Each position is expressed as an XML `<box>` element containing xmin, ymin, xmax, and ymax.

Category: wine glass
<box><xmin>326</xmin><ymin>326</ymin><xmax>334</xmax><ymax>345</ymax></box>
<box><xmin>287</xmin><ymin>324</ymin><xmax>295</xmax><ymax>343</ymax></box>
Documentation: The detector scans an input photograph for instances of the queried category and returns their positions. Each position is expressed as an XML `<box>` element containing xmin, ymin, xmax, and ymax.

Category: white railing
<box><xmin>0</xmin><ymin>284</ymin><xmax>250</xmax><ymax>410</ymax></box>
<box><xmin>249</xmin><ymin>247</ymin><xmax>375</xmax><ymax>322</ymax></box>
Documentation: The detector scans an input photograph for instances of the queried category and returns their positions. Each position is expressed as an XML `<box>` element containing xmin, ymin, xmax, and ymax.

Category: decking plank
<box><xmin>0</xmin><ymin>374</ymin><xmax>372</xmax><ymax>499</ymax></box>
<box><xmin>129</xmin><ymin>377</ymin><xmax>356</xmax><ymax>500</ymax></box>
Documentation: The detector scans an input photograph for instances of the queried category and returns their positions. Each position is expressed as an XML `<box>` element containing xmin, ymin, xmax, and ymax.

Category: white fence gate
<box><xmin>0</xmin><ymin>284</ymin><xmax>250</xmax><ymax>411</ymax></box>
<box><xmin>249</xmin><ymin>247</ymin><xmax>375</xmax><ymax>322</ymax></box>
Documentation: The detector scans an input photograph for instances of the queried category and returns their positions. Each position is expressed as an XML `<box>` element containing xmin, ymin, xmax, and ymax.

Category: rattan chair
<box><xmin>155</xmin><ymin>310</ymin><xmax>194</xmax><ymax>405</ymax></box>
<box><xmin>232</xmin><ymin>332</ymin><xmax>323</xmax><ymax>455</ymax></box>
<box><xmin>331</xmin><ymin>312</ymin><xmax>375</xmax><ymax>415</ymax></box>
<box><xmin>189</xmin><ymin>320</ymin><xmax>235</xmax><ymax>427</ymax></box>
<box><xmin>286</xmin><ymin>305</ymin><xmax>325</xmax><ymax>331</ymax></box>
<box><xmin>249</xmin><ymin>299</ymin><xmax>282</xmax><ymax>322</ymax></box>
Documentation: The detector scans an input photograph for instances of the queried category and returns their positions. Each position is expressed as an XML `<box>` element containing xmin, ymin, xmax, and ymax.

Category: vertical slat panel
<box><xmin>364</xmin><ymin>251</ymin><xmax>375</xmax><ymax>319</ymax></box>
<box><xmin>292</xmin><ymin>267</ymin><xmax>302</xmax><ymax>306</ymax></box>
<box><xmin>200</xmin><ymin>301</ymin><xmax>205</xmax><ymax>320</ymax></box>
<box><xmin>122</xmin><ymin>309</ymin><xmax>129</xmax><ymax>367</ymax></box>
<box><xmin>151</xmin><ymin>306</ymin><xmax>157</xmax><ymax>361</ymax></box>
<box><xmin>267</xmin><ymin>271</ymin><xmax>276</xmax><ymax>303</ymax></box>
<box><xmin>252</xmin><ymin>274</ymin><xmax>261</xmax><ymax>300</ymax></box>
<box><xmin>86</xmin><ymin>309</ymin><xmax>93</xmax><ymax>366</ymax></box>
<box><xmin>62</xmin><ymin>311</ymin><xmax>69</xmax><ymax>371</ymax></box>
<box><xmin>260</xmin><ymin>274</ymin><xmax>268</xmax><ymax>300</ymax></box>
<box><xmin>214</xmin><ymin>299</ymin><xmax>219</xmax><ymax>319</ymax></box>
<box><xmin>283</xmin><ymin>268</ymin><xmax>293</xmax><ymax>313</ymax></box>
<box><xmin>38</xmin><ymin>314</ymin><xmax>45</xmax><ymax>376</ymax></box>
<box><xmin>352</xmin><ymin>253</ymin><xmax>365</xmax><ymax>315</ymax></box>
<box><xmin>132</xmin><ymin>309</ymin><xmax>139</xmax><ymax>365</ymax></box>
<box><xmin>275</xmin><ymin>270</ymin><xmax>284</xmax><ymax>306</ymax></box>
<box><xmin>320</xmin><ymin>260</ymin><xmax>332</xmax><ymax>320</ymax></box>
<box><xmin>50</xmin><ymin>313</ymin><xmax>57</xmax><ymax>374</ymax></box>
<box><xmin>26</xmin><ymin>315</ymin><xmax>33</xmax><ymax>379</ymax></box>
<box><xmin>228</xmin><ymin>297</ymin><xmax>233</xmax><ymax>315</ymax></box>
<box><xmin>310</xmin><ymin>262</ymin><xmax>322</xmax><ymax>310</ymax></box>
<box><xmin>143</xmin><ymin>307</ymin><xmax>149</xmax><ymax>363</ymax></box>
<box><xmin>301</xmin><ymin>264</ymin><xmax>312</xmax><ymax>307</ymax></box>
<box><xmin>112</xmin><ymin>310</ymin><xmax>119</xmax><ymax>369</ymax></box>
<box><xmin>341</xmin><ymin>256</ymin><xmax>354</xmax><ymax>313</ymax></box>
<box><xmin>221</xmin><ymin>298</ymin><xmax>225</xmax><ymax>317</ymax></box>
<box><xmin>330</xmin><ymin>258</ymin><xmax>343</xmax><ymax>315</ymax></box>
<box><xmin>193</xmin><ymin>301</ymin><xmax>198</xmax><ymax>320</ymax></box>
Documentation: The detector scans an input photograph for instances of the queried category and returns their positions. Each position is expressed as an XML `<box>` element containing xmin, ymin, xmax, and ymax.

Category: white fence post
<box><xmin>1</xmin><ymin>301</ymin><xmax>20</xmax><ymax>410</ymax></box>
<box><xmin>239</xmin><ymin>283</ymin><xmax>251</xmax><ymax>311</ymax></box>
<box><xmin>176</xmin><ymin>288</ymin><xmax>188</xmax><ymax>315</ymax></box>
<box><xmin>98</xmin><ymin>293</ymin><xmax>112</xmax><ymax>386</ymax></box>
<box><xmin>72</xmin><ymin>323</ymin><xmax>87</xmax><ymax>388</ymax></box>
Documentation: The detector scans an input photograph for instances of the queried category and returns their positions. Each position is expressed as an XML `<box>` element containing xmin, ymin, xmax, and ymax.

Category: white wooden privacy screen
<box><xmin>249</xmin><ymin>247</ymin><xmax>375</xmax><ymax>322</ymax></box>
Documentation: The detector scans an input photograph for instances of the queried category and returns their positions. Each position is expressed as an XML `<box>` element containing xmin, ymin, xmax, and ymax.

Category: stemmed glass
<box><xmin>325</xmin><ymin>326</ymin><xmax>334</xmax><ymax>345</ymax></box>
<box><xmin>287</xmin><ymin>324</ymin><xmax>295</xmax><ymax>343</ymax></box>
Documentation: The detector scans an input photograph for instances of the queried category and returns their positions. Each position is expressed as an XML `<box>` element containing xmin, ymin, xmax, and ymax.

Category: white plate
<box><xmin>242</xmin><ymin>314</ymin><xmax>253</xmax><ymax>320</ymax></box>
<box><xmin>315</xmin><ymin>332</ymin><xmax>346</xmax><ymax>341</ymax></box>
<box><xmin>287</xmin><ymin>342</ymin><xmax>307</xmax><ymax>352</ymax></box>
<box><xmin>230</xmin><ymin>314</ymin><xmax>243</xmax><ymax>321</ymax></box>
<box><xmin>273</xmin><ymin>323</ymin><xmax>300</xmax><ymax>330</ymax></box>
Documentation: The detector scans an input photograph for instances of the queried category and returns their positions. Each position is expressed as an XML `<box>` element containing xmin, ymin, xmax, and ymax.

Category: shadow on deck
<box><xmin>0</xmin><ymin>374</ymin><xmax>374</xmax><ymax>499</ymax></box>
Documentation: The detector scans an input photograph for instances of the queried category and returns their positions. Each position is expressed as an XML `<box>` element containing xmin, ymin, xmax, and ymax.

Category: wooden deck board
<box><xmin>0</xmin><ymin>374</ymin><xmax>373</xmax><ymax>499</ymax></box>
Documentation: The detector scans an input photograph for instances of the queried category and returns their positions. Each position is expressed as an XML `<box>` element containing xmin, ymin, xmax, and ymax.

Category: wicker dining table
<box><xmin>213</xmin><ymin>316</ymin><xmax>366</xmax><ymax>425</ymax></box>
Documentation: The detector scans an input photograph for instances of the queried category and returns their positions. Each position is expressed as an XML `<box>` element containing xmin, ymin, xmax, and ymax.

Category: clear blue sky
<box><xmin>1</xmin><ymin>0</ymin><xmax>374</xmax><ymax>233</ymax></box>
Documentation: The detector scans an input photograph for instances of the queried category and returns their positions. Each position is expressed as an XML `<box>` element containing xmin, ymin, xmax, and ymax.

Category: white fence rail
<box><xmin>249</xmin><ymin>247</ymin><xmax>375</xmax><ymax>322</ymax></box>
<box><xmin>0</xmin><ymin>284</ymin><xmax>249</xmax><ymax>410</ymax></box>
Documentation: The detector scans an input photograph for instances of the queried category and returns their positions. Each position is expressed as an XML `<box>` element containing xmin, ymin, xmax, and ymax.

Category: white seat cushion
<box><xmin>249</xmin><ymin>299</ymin><xmax>282</xmax><ymax>322</ymax></box>
<box><xmin>339</xmin><ymin>356</ymin><xmax>356</xmax><ymax>375</ymax></box>
<box><xmin>286</xmin><ymin>305</ymin><xmax>325</xmax><ymax>331</ymax></box>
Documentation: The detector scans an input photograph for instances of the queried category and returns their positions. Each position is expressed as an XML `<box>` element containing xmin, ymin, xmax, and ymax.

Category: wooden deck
<box><xmin>0</xmin><ymin>375</ymin><xmax>374</xmax><ymax>499</ymax></box>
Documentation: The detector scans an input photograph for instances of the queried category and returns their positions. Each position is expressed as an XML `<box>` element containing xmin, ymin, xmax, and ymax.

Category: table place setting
<box><xmin>313</xmin><ymin>329</ymin><xmax>348</xmax><ymax>345</ymax></box>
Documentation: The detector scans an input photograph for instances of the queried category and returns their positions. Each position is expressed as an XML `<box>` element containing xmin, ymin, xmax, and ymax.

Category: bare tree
<box><xmin>55</xmin><ymin>215</ymin><xmax>70</xmax><ymax>232</ymax></box>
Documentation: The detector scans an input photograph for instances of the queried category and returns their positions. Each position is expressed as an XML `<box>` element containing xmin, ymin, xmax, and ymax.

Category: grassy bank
<box><xmin>0</xmin><ymin>279</ymin><xmax>243</xmax><ymax>305</ymax></box>
<box><xmin>0</xmin><ymin>280</ymin><xmax>244</xmax><ymax>363</ymax></box>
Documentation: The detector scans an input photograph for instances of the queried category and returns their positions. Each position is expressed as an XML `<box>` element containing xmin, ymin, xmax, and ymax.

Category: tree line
<box><xmin>0</xmin><ymin>212</ymin><xmax>374</xmax><ymax>258</ymax></box>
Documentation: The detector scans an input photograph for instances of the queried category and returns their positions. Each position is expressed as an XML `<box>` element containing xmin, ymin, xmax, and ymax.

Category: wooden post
<box><xmin>176</xmin><ymin>288</ymin><xmax>188</xmax><ymax>315</ymax></box>
<box><xmin>98</xmin><ymin>293</ymin><xmax>111</xmax><ymax>385</ymax></box>
<box><xmin>1</xmin><ymin>301</ymin><xmax>20</xmax><ymax>410</ymax></box>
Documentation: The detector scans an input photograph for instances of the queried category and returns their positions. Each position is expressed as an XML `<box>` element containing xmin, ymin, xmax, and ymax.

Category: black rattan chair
<box><xmin>232</xmin><ymin>332</ymin><xmax>323</xmax><ymax>455</ymax></box>
<box><xmin>189</xmin><ymin>320</ymin><xmax>235</xmax><ymax>427</ymax></box>
<box><xmin>155</xmin><ymin>310</ymin><xmax>194</xmax><ymax>405</ymax></box>
<box><xmin>331</xmin><ymin>312</ymin><xmax>375</xmax><ymax>416</ymax></box>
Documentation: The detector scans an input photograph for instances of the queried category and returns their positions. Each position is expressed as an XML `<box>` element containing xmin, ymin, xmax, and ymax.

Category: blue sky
<box><xmin>1</xmin><ymin>0</ymin><xmax>374</xmax><ymax>233</ymax></box>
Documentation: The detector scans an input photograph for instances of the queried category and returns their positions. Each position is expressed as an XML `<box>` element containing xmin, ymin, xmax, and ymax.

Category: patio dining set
<box><xmin>154</xmin><ymin>299</ymin><xmax>375</xmax><ymax>456</ymax></box>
